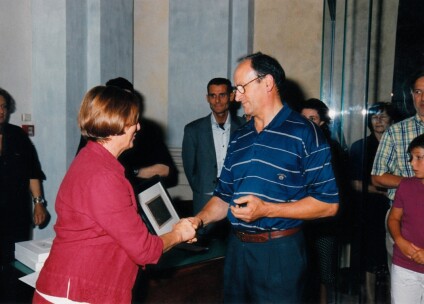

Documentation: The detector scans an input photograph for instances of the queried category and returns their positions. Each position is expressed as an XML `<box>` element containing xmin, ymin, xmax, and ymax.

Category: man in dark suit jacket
<box><xmin>182</xmin><ymin>78</ymin><xmax>245</xmax><ymax>238</ymax></box>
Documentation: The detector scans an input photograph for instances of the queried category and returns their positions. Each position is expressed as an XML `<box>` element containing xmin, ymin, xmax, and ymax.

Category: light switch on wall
<box><xmin>21</xmin><ymin>113</ymin><xmax>32</xmax><ymax>122</ymax></box>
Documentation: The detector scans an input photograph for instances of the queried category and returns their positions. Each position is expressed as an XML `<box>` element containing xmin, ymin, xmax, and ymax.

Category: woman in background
<box><xmin>350</xmin><ymin>102</ymin><xmax>395</xmax><ymax>303</ymax></box>
<box><xmin>34</xmin><ymin>86</ymin><xmax>196</xmax><ymax>304</ymax></box>
<box><xmin>300</xmin><ymin>98</ymin><xmax>348</xmax><ymax>304</ymax></box>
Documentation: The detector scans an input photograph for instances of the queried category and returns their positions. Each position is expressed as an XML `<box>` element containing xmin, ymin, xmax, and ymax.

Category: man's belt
<box><xmin>234</xmin><ymin>227</ymin><xmax>301</xmax><ymax>243</ymax></box>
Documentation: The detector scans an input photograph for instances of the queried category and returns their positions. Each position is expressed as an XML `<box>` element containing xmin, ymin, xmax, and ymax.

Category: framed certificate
<box><xmin>138</xmin><ymin>181</ymin><xmax>180</xmax><ymax>236</ymax></box>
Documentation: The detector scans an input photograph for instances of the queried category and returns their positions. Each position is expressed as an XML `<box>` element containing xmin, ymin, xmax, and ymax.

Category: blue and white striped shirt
<box><xmin>214</xmin><ymin>104</ymin><xmax>339</xmax><ymax>232</ymax></box>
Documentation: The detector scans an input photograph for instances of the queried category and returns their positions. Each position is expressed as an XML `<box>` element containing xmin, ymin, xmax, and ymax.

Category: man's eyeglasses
<box><xmin>207</xmin><ymin>93</ymin><xmax>229</xmax><ymax>99</ymax></box>
<box><xmin>412</xmin><ymin>89</ymin><xmax>424</xmax><ymax>97</ymax></box>
<box><xmin>232</xmin><ymin>75</ymin><xmax>264</xmax><ymax>94</ymax></box>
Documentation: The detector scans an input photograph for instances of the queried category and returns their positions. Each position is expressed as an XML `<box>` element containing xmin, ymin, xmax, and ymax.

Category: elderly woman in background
<box><xmin>350</xmin><ymin>102</ymin><xmax>395</xmax><ymax>303</ymax></box>
<box><xmin>34</xmin><ymin>86</ymin><xmax>196</xmax><ymax>304</ymax></box>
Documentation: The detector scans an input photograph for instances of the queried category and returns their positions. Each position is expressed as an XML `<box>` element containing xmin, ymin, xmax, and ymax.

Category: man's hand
<box><xmin>230</xmin><ymin>195</ymin><xmax>269</xmax><ymax>222</ymax></box>
<box><xmin>33</xmin><ymin>203</ymin><xmax>47</xmax><ymax>226</ymax></box>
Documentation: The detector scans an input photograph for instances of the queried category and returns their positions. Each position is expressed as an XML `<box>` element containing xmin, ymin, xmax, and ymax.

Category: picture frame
<box><xmin>138</xmin><ymin>181</ymin><xmax>180</xmax><ymax>236</ymax></box>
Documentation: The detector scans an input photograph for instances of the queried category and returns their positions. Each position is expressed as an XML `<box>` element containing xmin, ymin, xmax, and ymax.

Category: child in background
<box><xmin>388</xmin><ymin>133</ymin><xmax>424</xmax><ymax>303</ymax></box>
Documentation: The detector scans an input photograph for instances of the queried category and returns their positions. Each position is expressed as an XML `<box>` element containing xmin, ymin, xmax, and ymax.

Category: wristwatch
<box><xmin>33</xmin><ymin>196</ymin><xmax>45</xmax><ymax>205</ymax></box>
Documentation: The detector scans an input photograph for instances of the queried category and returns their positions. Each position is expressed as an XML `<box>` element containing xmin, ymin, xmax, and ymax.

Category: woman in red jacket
<box><xmin>33</xmin><ymin>86</ymin><xmax>196</xmax><ymax>304</ymax></box>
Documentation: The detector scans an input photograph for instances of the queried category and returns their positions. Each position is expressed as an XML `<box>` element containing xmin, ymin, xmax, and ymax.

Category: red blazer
<box><xmin>35</xmin><ymin>141</ymin><xmax>163</xmax><ymax>303</ymax></box>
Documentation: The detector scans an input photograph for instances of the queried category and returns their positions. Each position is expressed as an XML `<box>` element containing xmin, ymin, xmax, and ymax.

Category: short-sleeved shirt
<box><xmin>371</xmin><ymin>114</ymin><xmax>424</xmax><ymax>201</ymax></box>
<box><xmin>0</xmin><ymin>123</ymin><xmax>45</xmax><ymax>239</ymax></box>
<box><xmin>214</xmin><ymin>104</ymin><xmax>339</xmax><ymax>233</ymax></box>
<box><xmin>392</xmin><ymin>177</ymin><xmax>424</xmax><ymax>273</ymax></box>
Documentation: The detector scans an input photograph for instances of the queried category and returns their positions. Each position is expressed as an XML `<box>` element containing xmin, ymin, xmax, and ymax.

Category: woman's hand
<box><xmin>173</xmin><ymin>218</ymin><xmax>197</xmax><ymax>243</ymax></box>
<box><xmin>160</xmin><ymin>218</ymin><xmax>197</xmax><ymax>252</ymax></box>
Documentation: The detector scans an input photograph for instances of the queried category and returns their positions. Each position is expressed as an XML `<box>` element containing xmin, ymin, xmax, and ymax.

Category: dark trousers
<box><xmin>223</xmin><ymin>231</ymin><xmax>307</xmax><ymax>304</ymax></box>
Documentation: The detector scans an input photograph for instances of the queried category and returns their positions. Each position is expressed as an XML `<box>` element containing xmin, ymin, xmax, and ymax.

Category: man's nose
<box><xmin>234</xmin><ymin>91</ymin><xmax>243</xmax><ymax>102</ymax></box>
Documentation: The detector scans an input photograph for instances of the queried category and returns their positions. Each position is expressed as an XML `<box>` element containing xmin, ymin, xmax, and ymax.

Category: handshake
<box><xmin>172</xmin><ymin>217</ymin><xmax>203</xmax><ymax>244</ymax></box>
<box><xmin>161</xmin><ymin>216</ymin><xmax>204</xmax><ymax>252</ymax></box>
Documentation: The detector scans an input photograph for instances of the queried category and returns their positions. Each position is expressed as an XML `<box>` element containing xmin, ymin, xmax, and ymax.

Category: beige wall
<box><xmin>254</xmin><ymin>0</ymin><xmax>324</xmax><ymax>99</ymax></box>
<box><xmin>134</xmin><ymin>0</ymin><xmax>169</xmax><ymax>130</ymax></box>
<box><xmin>134</xmin><ymin>0</ymin><xmax>324</xmax><ymax>130</ymax></box>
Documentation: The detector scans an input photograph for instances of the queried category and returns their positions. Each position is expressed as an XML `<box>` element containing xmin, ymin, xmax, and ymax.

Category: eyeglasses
<box><xmin>232</xmin><ymin>75</ymin><xmax>264</xmax><ymax>94</ymax></box>
<box><xmin>408</xmin><ymin>153</ymin><xmax>424</xmax><ymax>162</ymax></box>
<box><xmin>371</xmin><ymin>115</ymin><xmax>390</xmax><ymax>121</ymax></box>
<box><xmin>412</xmin><ymin>89</ymin><xmax>424</xmax><ymax>96</ymax></box>
<box><xmin>207</xmin><ymin>93</ymin><xmax>229</xmax><ymax>100</ymax></box>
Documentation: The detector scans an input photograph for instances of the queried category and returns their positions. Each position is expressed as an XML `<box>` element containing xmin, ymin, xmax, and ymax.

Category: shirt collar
<box><xmin>85</xmin><ymin>141</ymin><xmax>125</xmax><ymax>175</ymax></box>
<box><xmin>249</xmin><ymin>102</ymin><xmax>291</xmax><ymax>131</ymax></box>
<box><xmin>413</xmin><ymin>113</ymin><xmax>424</xmax><ymax>127</ymax></box>
<box><xmin>258</xmin><ymin>102</ymin><xmax>292</xmax><ymax>129</ymax></box>
<box><xmin>269</xmin><ymin>102</ymin><xmax>291</xmax><ymax>129</ymax></box>
<box><xmin>211</xmin><ymin>113</ymin><xmax>231</xmax><ymax>129</ymax></box>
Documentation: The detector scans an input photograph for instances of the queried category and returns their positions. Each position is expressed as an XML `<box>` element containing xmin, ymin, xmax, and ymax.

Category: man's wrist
<box><xmin>197</xmin><ymin>217</ymin><xmax>204</xmax><ymax>229</ymax></box>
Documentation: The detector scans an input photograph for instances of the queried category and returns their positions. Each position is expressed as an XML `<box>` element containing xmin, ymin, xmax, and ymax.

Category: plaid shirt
<box><xmin>371</xmin><ymin>114</ymin><xmax>424</xmax><ymax>201</ymax></box>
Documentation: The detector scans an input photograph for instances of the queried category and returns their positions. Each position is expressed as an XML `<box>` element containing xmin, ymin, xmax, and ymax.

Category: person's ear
<box><xmin>264</xmin><ymin>74</ymin><xmax>275</xmax><ymax>92</ymax></box>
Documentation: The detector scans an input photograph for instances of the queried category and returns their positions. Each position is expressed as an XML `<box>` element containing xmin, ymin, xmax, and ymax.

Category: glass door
<box><xmin>320</xmin><ymin>0</ymin><xmax>402</xmax><ymax>302</ymax></box>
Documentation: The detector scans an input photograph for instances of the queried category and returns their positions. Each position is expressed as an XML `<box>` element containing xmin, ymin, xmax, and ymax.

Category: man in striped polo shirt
<box><xmin>190</xmin><ymin>52</ymin><xmax>339</xmax><ymax>303</ymax></box>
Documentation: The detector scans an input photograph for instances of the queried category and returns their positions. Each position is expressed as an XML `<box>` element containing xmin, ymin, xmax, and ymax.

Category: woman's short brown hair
<box><xmin>78</xmin><ymin>85</ymin><xmax>139</xmax><ymax>142</ymax></box>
